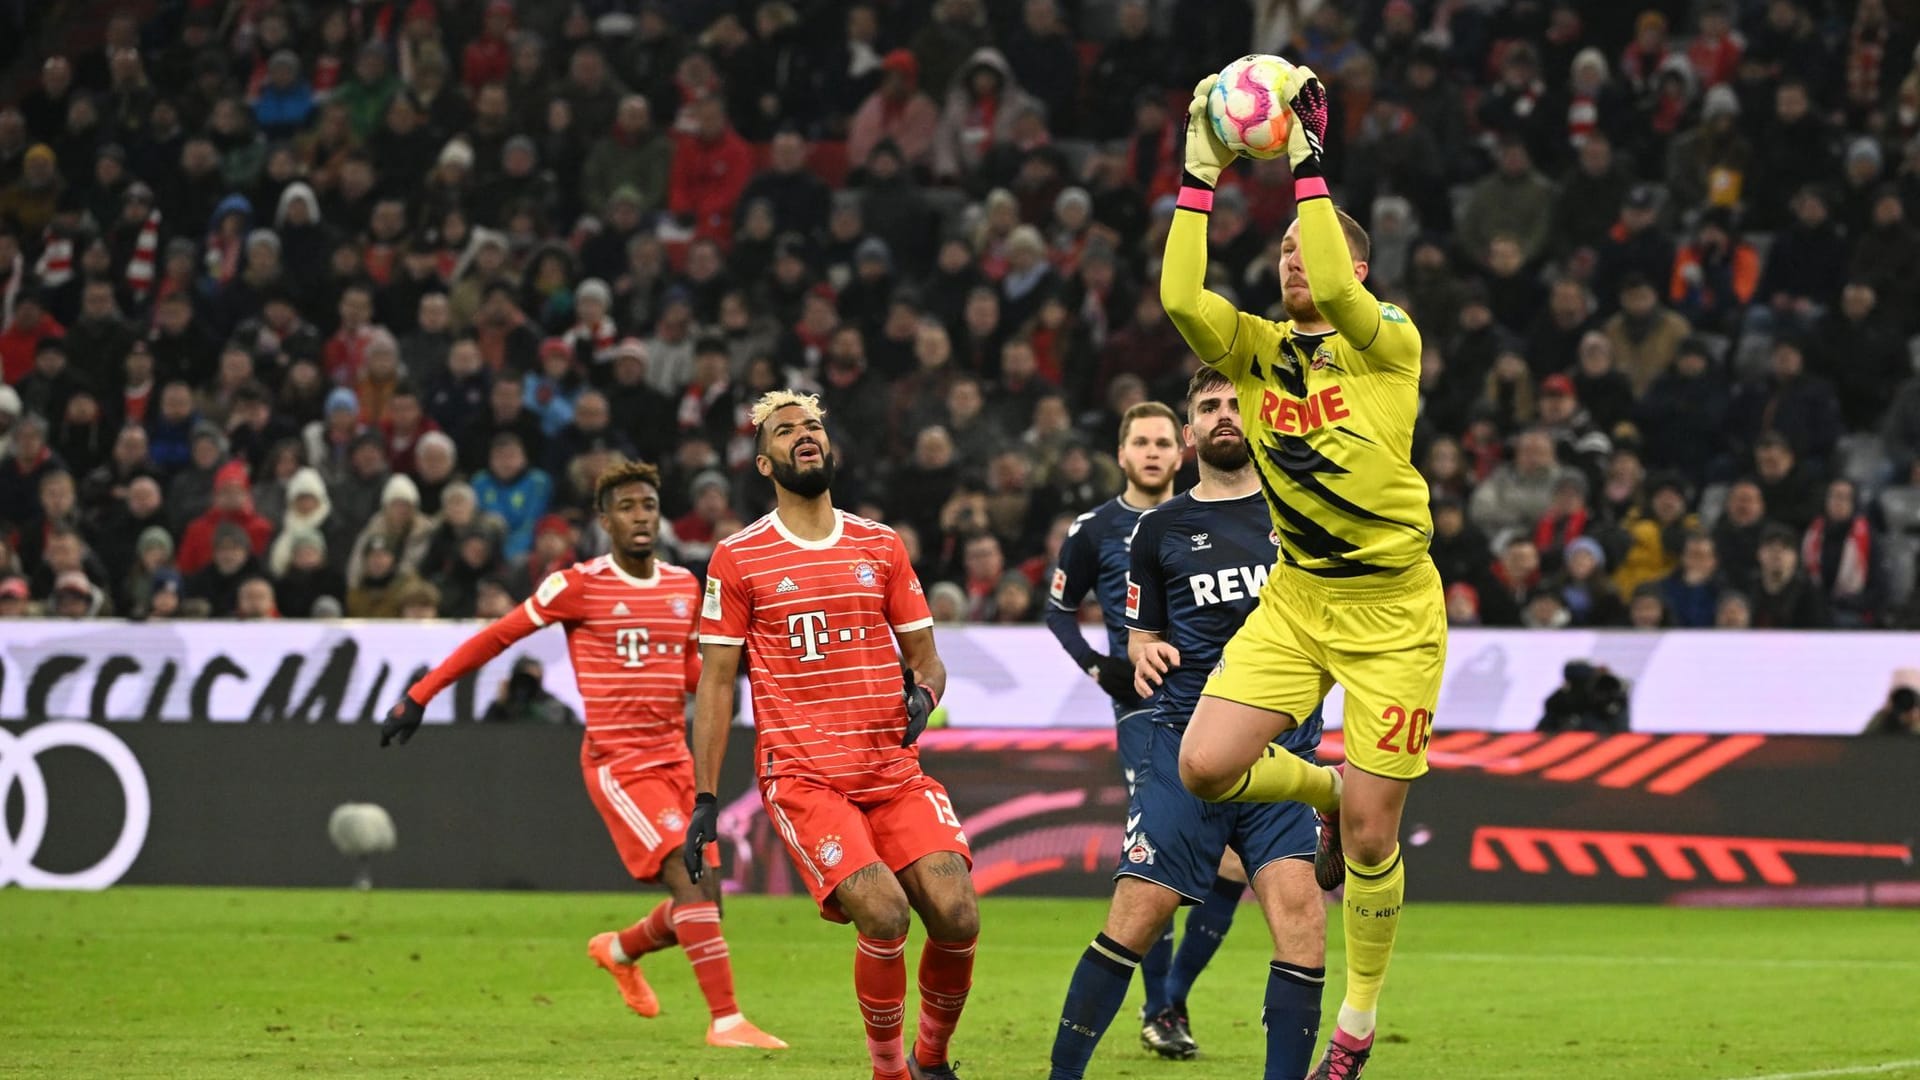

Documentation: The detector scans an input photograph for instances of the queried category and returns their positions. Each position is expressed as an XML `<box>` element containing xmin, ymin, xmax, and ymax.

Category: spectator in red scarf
<box><xmin>1802</xmin><ymin>477</ymin><xmax>1888</xmax><ymax>627</ymax></box>
<box><xmin>1532</xmin><ymin>472</ymin><xmax>1592</xmax><ymax>571</ymax></box>
<box><xmin>177</xmin><ymin>460</ymin><xmax>274</xmax><ymax>574</ymax></box>
<box><xmin>1620</xmin><ymin>10</ymin><xmax>1672</xmax><ymax>98</ymax></box>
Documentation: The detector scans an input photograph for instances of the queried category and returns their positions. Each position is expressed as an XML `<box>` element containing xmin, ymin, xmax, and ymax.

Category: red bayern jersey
<box><xmin>525</xmin><ymin>555</ymin><xmax>702</xmax><ymax>772</ymax></box>
<box><xmin>699</xmin><ymin>509</ymin><xmax>934</xmax><ymax>797</ymax></box>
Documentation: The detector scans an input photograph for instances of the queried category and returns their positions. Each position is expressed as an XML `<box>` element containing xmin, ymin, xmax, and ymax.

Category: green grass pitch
<box><xmin>3</xmin><ymin>888</ymin><xmax>1918</xmax><ymax>1079</ymax></box>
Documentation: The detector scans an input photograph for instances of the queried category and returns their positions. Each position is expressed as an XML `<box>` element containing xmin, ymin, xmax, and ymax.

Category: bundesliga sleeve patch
<box><xmin>1125</xmin><ymin>581</ymin><xmax>1141</xmax><ymax>620</ymax></box>
<box><xmin>1050</xmin><ymin>567</ymin><xmax>1068</xmax><ymax>601</ymax></box>
<box><xmin>702</xmin><ymin>576</ymin><xmax>723</xmax><ymax>621</ymax></box>
<box><xmin>535</xmin><ymin>571</ymin><xmax>569</xmax><ymax>606</ymax></box>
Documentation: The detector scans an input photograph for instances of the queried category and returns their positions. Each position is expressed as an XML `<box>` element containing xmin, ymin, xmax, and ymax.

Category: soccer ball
<box><xmin>1208</xmin><ymin>54</ymin><xmax>1297</xmax><ymax>161</ymax></box>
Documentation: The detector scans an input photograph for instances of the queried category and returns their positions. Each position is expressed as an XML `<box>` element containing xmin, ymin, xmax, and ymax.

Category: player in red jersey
<box><xmin>685</xmin><ymin>391</ymin><xmax>979</xmax><ymax>1080</ymax></box>
<box><xmin>378</xmin><ymin>459</ymin><xmax>786</xmax><ymax>1051</ymax></box>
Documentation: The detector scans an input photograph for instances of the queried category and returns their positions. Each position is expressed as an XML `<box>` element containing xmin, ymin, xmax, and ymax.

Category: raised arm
<box><xmin>1162</xmin><ymin>75</ymin><xmax>1252</xmax><ymax>371</ymax></box>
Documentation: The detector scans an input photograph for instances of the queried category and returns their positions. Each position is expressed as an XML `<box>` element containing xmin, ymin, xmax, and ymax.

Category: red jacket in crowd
<box><xmin>669</xmin><ymin>126</ymin><xmax>754</xmax><ymax>245</ymax></box>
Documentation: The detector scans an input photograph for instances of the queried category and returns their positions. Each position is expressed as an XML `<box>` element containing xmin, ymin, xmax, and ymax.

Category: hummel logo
<box><xmin>1126</xmin><ymin>813</ymin><xmax>1142</xmax><ymax>832</ymax></box>
<box><xmin>612</xmin><ymin>601</ymin><xmax>630</xmax><ymax>615</ymax></box>
<box><xmin>776</xmin><ymin>577</ymin><xmax>800</xmax><ymax>594</ymax></box>
<box><xmin>1191</xmin><ymin>533</ymin><xmax>1211</xmax><ymax>550</ymax></box>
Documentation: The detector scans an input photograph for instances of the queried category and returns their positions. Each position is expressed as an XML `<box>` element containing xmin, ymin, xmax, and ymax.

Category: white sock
<box><xmin>607</xmin><ymin>935</ymin><xmax>632</xmax><ymax>964</ymax></box>
<box><xmin>1337</xmin><ymin>1003</ymin><xmax>1376</xmax><ymax>1040</ymax></box>
<box><xmin>712</xmin><ymin>1012</ymin><xmax>744</xmax><ymax>1032</ymax></box>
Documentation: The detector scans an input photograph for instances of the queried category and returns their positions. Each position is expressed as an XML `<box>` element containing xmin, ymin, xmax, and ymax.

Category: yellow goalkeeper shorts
<box><xmin>1202</xmin><ymin>559</ymin><xmax>1448</xmax><ymax>781</ymax></box>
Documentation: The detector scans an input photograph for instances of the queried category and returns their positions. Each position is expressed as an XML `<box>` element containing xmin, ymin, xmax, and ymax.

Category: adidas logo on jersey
<box><xmin>777</xmin><ymin>577</ymin><xmax>800</xmax><ymax>594</ymax></box>
<box><xmin>612</xmin><ymin>601</ymin><xmax>630</xmax><ymax>615</ymax></box>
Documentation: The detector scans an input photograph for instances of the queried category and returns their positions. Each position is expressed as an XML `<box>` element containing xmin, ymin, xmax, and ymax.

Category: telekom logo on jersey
<box><xmin>1258</xmin><ymin>384</ymin><xmax>1350</xmax><ymax>435</ymax></box>
<box><xmin>614</xmin><ymin>627</ymin><xmax>650</xmax><ymax>668</ymax></box>
<box><xmin>785</xmin><ymin>610</ymin><xmax>877</xmax><ymax>662</ymax></box>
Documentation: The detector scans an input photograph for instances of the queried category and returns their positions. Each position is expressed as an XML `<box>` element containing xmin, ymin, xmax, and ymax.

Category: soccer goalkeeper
<box><xmin>1160</xmin><ymin>68</ymin><xmax>1448</xmax><ymax>1080</ymax></box>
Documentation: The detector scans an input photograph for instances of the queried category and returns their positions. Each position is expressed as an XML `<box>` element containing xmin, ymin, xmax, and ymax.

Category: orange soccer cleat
<box><xmin>587</xmin><ymin>932</ymin><xmax>660</xmax><ymax>1018</ymax></box>
<box><xmin>704</xmin><ymin>1016</ymin><xmax>790</xmax><ymax>1049</ymax></box>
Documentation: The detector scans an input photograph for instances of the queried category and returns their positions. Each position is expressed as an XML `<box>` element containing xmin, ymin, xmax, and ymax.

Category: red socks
<box><xmin>855</xmin><ymin>933</ymin><xmax>909</xmax><ymax>1079</ymax></box>
<box><xmin>670</xmin><ymin>901</ymin><xmax>740</xmax><ymax>1021</ymax></box>
<box><xmin>616</xmin><ymin>898</ymin><xmax>676</xmax><ymax>959</ymax></box>
<box><xmin>913</xmin><ymin>936</ymin><xmax>976</xmax><ymax>1068</ymax></box>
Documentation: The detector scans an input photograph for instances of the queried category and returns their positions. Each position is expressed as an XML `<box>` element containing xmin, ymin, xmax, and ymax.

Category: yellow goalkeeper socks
<box><xmin>1339</xmin><ymin>844</ymin><xmax>1405</xmax><ymax>1030</ymax></box>
<box><xmin>1212</xmin><ymin>748</ymin><xmax>1341</xmax><ymax>813</ymax></box>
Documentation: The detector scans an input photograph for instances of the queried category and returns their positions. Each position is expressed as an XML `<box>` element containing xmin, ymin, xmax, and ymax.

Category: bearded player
<box><xmin>379</xmin><ymin>459</ymin><xmax>786</xmax><ymax>1051</ymax></box>
<box><xmin>686</xmin><ymin>391</ymin><xmax>978</xmax><ymax>1080</ymax></box>
<box><xmin>1045</xmin><ymin>399</ymin><xmax>1246</xmax><ymax>1059</ymax></box>
<box><xmin>1161</xmin><ymin>68</ymin><xmax>1446</xmax><ymax>1079</ymax></box>
<box><xmin>1050</xmin><ymin>368</ymin><xmax>1328</xmax><ymax>1080</ymax></box>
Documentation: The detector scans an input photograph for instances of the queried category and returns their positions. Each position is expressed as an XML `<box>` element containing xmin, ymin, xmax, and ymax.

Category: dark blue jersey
<box><xmin>1125</xmin><ymin>489</ymin><xmax>1321</xmax><ymax>756</ymax></box>
<box><xmin>1045</xmin><ymin>496</ymin><xmax>1155</xmax><ymax>719</ymax></box>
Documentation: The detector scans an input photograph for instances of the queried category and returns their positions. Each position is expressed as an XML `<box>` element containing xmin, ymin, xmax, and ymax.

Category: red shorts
<box><xmin>760</xmin><ymin>771</ymin><xmax>974</xmax><ymax>923</ymax></box>
<box><xmin>583</xmin><ymin>761</ymin><xmax>719</xmax><ymax>882</ymax></box>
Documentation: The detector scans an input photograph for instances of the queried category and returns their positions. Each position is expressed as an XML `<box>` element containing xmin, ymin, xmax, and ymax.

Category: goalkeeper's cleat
<box><xmin>1307</xmin><ymin>1027</ymin><xmax>1373</xmax><ymax>1079</ymax></box>
<box><xmin>1315</xmin><ymin>764</ymin><xmax>1346</xmax><ymax>892</ymax></box>
<box><xmin>907</xmin><ymin>1055</ymin><xmax>964</xmax><ymax>1079</ymax></box>
<box><xmin>705</xmin><ymin>1016</ymin><xmax>789</xmax><ymax>1049</ymax></box>
<box><xmin>587</xmin><ymin>932</ymin><xmax>660</xmax><ymax>1018</ymax></box>
<box><xmin>1140</xmin><ymin>1006</ymin><xmax>1198</xmax><ymax>1060</ymax></box>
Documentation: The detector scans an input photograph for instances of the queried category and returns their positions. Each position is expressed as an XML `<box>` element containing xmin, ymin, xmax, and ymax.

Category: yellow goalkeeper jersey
<box><xmin>1161</xmin><ymin>196</ymin><xmax>1431</xmax><ymax>578</ymax></box>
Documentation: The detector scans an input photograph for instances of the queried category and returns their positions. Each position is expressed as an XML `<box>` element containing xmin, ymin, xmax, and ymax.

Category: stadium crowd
<box><xmin>3</xmin><ymin>0</ymin><xmax>1920</xmax><ymax>632</ymax></box>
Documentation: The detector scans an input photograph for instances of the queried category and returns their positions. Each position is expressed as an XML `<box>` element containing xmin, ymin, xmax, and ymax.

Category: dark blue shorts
<box><xmin>1115</xmin><ymin>722</ymin><xmax>1319</xmax><ymax>902</ymax></box>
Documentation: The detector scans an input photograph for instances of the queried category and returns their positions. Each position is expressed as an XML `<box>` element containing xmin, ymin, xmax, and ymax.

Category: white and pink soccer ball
<box><xmin>1208</xmin><ymin>54</ymin><xmax>1298</xmax><ymax>161</ymax></box>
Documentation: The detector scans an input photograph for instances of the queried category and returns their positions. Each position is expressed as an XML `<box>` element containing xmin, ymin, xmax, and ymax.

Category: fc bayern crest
<box><xmin>660</xmin><ymin>808</ymin><xmax>685</xmax><ymax>832</ymax></box>
<box><xmin>670</xmin><ymin>597</ymin><xmax>691</xmax><ymax>618</ymax></box>
<box><xmin>817</xmin><ymin>834</ymin><xmax>845</xmax><ymax>868</ymax></box>
<box><xmin>853</xmin><ymin>562</ymin><xmax>877</xmax><ymax>587</ymax></box>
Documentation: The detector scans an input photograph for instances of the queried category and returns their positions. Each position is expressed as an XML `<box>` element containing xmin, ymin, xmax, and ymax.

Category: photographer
<box><xmin>1862</xmin><ymin>687</ymin><xmax>1920</xmax><ymax>736</ymax></box>
<box><xmin>480</xmin><ymin>657</ymin><xmax>581</xmax><ymax>726</ymax></box>
<box><xmin>1538</xmin><ymin>660</ymin><xmax>1632</xmax><ymax>734</ymax></box>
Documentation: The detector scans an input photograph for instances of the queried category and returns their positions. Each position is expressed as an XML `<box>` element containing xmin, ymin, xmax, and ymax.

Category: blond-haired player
<box><xmin>687</xmin><ymin>391</ymin><xmax>979</xmax><ymax>1080</ymax></box>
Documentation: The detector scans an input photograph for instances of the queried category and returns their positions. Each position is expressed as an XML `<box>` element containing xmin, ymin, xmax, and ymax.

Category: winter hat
<box><xmin>214</xmin><ymin>459</ymin><xmax>250</xmax><ymax>490</ymax></box>
<box><xmin>1847</xmin><ymin>137</ymin><xmax>1884</xmax><ymax>174</ymax></box>
<box><xmin>576</xmin><ymin>277</ymin><xmax>611</xmax><ymax>307</ymax></box>
<box><xmin>287</xmin><ymin>467</ymin><xmax>327</xmax><ymax>505</ymax></box>
<box><xmin>326</xmin><ymin>387</ymin><xmax>360</xmax><ymax>416</ymax></box>
<box><xmin>137</xmin><ymin>526</ymin><xmax>175</xmax><ymax>559</ymax></box>
<box><xmin>0</xmin><ymin>384</ymin><xmax>20</xmax><ymax>418</ymax></box>
<box><xmin>439</xmin><ymin>138</ymin><xmax>475</xmax><ymax>171</ymax></box>
<box><xmin>382</xmin><ymin>473</ymin><xmax>421</xmax><ymax>507</ymax></box>
<box><xmin>1702</xmin><ymin>84</ymin><xmax>1740</xmax><ymax>120</ymax></box>
<box><xmin>1565</xmin><ymin>535</ymin><xmax>1607</xmax><ymax>570</ymax></box>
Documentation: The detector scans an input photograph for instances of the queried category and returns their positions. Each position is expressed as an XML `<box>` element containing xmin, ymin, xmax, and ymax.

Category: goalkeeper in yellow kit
<box><xmin>1161</xmin><ymin>67</ymin><xmax>1446</xmax><ymax>1079</ymax></box>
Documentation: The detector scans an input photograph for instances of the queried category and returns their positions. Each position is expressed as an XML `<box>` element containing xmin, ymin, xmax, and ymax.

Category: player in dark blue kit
<box><xmin>1050</xmin><ymin>368</ymin><xmax>1328</xmax><ymax>1080</ymax></box>
<box><xmin>1046</xmin><ymin>399</ymin><xmax>1236</xmax><ymax>1058</ymax></box>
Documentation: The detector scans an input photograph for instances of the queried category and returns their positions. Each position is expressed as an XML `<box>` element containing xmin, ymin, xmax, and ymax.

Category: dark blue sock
<box><xmin>1168</xmin><ymin>875</ymin><xmax>1245</xmax><ymax>1007</ymax></box>
<box><xmin>1140</xmin><ymin>922</ymin><xmax>1175</xmax><ymax>1016</ymax></box>
<box><xmin>1262</xmin><ymin>960</ymin><xmax>1326</xmax><ymax>1080</ymax></box>
<box><xmin>1049</xmin><ymin>932</ymin><xmax>1142</xmax><ymax>1080</ymax></box>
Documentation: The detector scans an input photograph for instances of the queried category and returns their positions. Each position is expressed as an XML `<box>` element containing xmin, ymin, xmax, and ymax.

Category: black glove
<box><xmin>1091</xmin><ymin>653</ymin><xmax>1145</xmax><ymax>708</ymax></box>
<box><xmin>1280</xmin><ymin>66</ymin><xmax>1330</xmax><ymax>179</ymax></box>
<box><xmin>683</xmin><ymin>792</ymin><xmax>718</xmax><ymax>881</ymax></box>
<box><xmin>902</xmin><ymin>658</ymin><xmax>936</xmax><ymax>748</ymax></box>
<box><xmin>380</xmin><ymin>692</ymin><xmax>424</xmax><ymax>747</ymax></box>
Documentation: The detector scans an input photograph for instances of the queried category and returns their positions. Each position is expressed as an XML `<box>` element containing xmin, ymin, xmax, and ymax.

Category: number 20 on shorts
<box><xmin>1376</xmin><ymin>705</ymin><xmax>1432</xmax><ymax>755</ymax></box>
